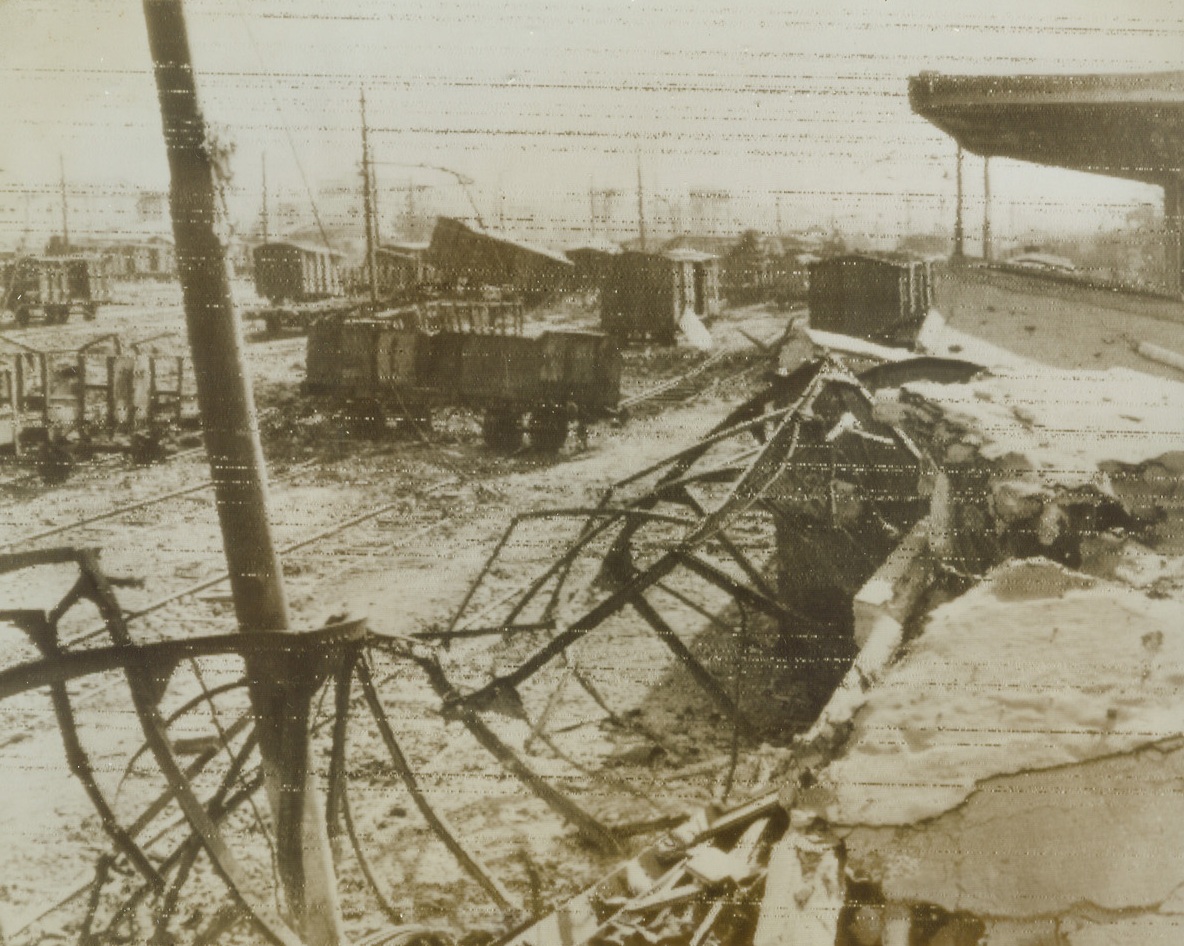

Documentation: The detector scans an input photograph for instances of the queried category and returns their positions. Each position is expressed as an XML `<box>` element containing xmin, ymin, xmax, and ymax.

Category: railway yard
<box><xmin>3</xmin><ymin>7</ymin><xmax>1184</xmax><ymax>943</ymax></box>
<box><xmin>0</xmin><ymin>282</ymin><xmax>795</xmax><ymax>942</ymax></box>
<box><xmin>0</xmin><ymin>260</ymin><xmax>1182</xmax><ymax>946</ymax></box>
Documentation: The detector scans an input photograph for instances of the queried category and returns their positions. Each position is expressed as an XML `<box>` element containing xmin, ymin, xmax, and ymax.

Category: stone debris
<box><xmin>503</xmin><ymin>799</ymin><xmax>785</xmax><ymax>946</ymax></box>
<box><xmin>748</xmin><ymin>328</ymin><xmax>1184</xmax><ymax>946</ymax></box>
<box><xmin>503</xmin><ymin>333</ymin><xmax>1184</xmax><ymax>945</ymax></box>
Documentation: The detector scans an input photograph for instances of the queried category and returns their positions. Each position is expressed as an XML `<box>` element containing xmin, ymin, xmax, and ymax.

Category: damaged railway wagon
<box><xmin>304</xmin><ymin>318</ymin><xmax>622</xmax><ymax>451</ymax></box>
<box><xmin>2</xmin><ymin>255</ymin><xmax>110</xmax><ymax>326</ymax></box>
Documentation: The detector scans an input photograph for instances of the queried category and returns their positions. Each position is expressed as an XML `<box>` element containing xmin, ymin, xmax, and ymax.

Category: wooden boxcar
<box><xmin>253</xmin><ymin>241</ymin><xmax>344</xmax><ymax>305</ymax></box>
<box><xmin>807</xmin><ymin>254</ymin><xmax>933</xmax><ymax>346</ymax></box>
<box><xmin>304</xmin><ymin>320</ymin><xmax>621</xmax><ymax>452</ymax></box>
<box><xmin>600</xmin><ymin>250</ymin><xmax>721</xmax><ymax>344</ymax></box>
<box><xmin>2</xmin><ymin>255</ymin><xmax>110</xmax><ymax>325</ymax></box>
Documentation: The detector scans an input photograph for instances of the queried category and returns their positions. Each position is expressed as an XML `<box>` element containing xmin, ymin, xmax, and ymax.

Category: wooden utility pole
<box><xmin>982</xmin><ymin>155</ymin><xmax>992</xmax><ymax>262</ymax></box>
<box><xmin>140</xmin><ymin>3</ymin><xmax>344</xmax><ymax>943</ymax></box>
<box><xmin>954</xmin><ymin>145</ymin><xmax>964</xmax><ymax>258</ymax></box>
<box><xmin>361</xmin><ymin>89</ymin><xmax>379</xmax><ymax>307</ymax></box>
<box><xmin>636</xmin><ymin>151</ymin><xmax>647</xmax><ymax>252</ymax></box>
<box><xmin>261</xmin><ymin>152</ymin><xmax>269</xmax><ymax>244</ymax></box>
<box><xmin>58</xmin><ymin>154</ymin><xmax>70</xmax><ymax>252</ymax></box>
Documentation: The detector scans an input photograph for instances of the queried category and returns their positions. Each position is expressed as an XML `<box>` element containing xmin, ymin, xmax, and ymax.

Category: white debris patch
<box><xmin>899</xmin><ymin>366</ymin><xmax>1184</xmax><ymax>483</ymax></box>
<box><xmin>842</xmin><ymin>740</ymin><xmax>1184</xmax><ymax>919</ymax></box>
<box><xmin>804</xmin><ymin>558</ymin><xmax>1184</xmax><ymax>827</ymax></box>
<box><xmin>916</xmin><ymin>308</ymin><xmax>1035</xmax><ymax>369</ymax></box>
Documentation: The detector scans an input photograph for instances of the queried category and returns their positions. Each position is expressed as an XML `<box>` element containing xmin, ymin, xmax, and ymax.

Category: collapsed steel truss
<box><xmin>0</xmin><ymin>357</ymin><xmax>982</xmax><ymax>945</ymax></box>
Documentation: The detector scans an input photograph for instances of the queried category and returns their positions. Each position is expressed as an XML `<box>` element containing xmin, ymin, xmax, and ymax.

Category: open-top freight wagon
<box><xmin>304</xmin><ymin>321</ymin><xmax>621</xmax><ymax>452</ymax></box>
<box><xmin>2</xmin><ymin>255</ymin><xmax>110</xmax><ymax>326</ymax></box>
<box><xmin>0</xmin><ymin>334</ymin><xmax>197</xmax><ymax>480</ymax></box>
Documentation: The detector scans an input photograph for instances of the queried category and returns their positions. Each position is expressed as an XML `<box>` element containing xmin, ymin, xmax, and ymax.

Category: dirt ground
<box><xmin>0</xmin><ymin>284</ymin><xmax>797</xmax><ymax>944</ymax></box>
<box><xmin>0</xmin><ymin>267</ymin><xmax>1179</xmax><ymax>944</ymax></box>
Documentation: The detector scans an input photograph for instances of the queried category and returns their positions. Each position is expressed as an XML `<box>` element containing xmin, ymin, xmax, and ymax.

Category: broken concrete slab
<box><xmin>895</xmin><ymin>367</ymin><xmax>1184</xmax><ymax>482</ymax></box>
<box><xmin>805</xmin><ymin>558</ymin><xmax>1184</xmax><ymax>827</ymax></box>
<box><xmin>843</xmin><ymin>741</ymin><xmax>1184</xmax><ymax>920</ymax></box>
<box><xmin>852</xmin><ymin>516</ymin><xmax>934</xmax><ymax>649</ymax></box>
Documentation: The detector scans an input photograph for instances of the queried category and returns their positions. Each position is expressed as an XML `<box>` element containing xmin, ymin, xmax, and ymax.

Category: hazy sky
<box><xmin>1</xmin><ymin>0</ymin><xmax>1179</xmax><ymax>248</ymax></box>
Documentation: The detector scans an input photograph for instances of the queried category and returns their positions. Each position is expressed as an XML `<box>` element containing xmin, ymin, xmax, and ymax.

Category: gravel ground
<box><xmin>3</xmin><ymin>265</ymin><xmax>1176</xmax><ymax>943</ymax></box>
<box><xmin>0</xmin><ymin>285</ymin><xmax>795</xmax><ymax>944</ymax></box>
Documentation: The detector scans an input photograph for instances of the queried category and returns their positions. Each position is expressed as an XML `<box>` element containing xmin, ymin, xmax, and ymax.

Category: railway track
<box><xmin>619</xmin><ymin>333</ymin><xmax>776</xmax><ymax>412</ymax></box>
<box><xmin>0</xmin><ymin>328</ymin><xmax>776</xmax><ymax>738</ymax></box>
<box><xmin>0</xmin><ymin>468</ymin><xmax>462</xmax><ymax>741</ymax></box>
<box><xmin>0</xmin><ymin>444</ymin><xmax>207</xmax><ymax>496</ymax></box>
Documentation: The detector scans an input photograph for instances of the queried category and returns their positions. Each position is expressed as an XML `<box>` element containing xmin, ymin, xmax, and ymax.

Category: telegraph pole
<box><xmin>140</xmin><ymin>2</ymin><xmax>344</xmax><ymax>943</ymax></box>
<box><xmin>954</xmin><ymin>145</ymin><xmax>964</xmax><ymax>258</ymax></box>
<box><xmin>58</xmin><ymin>154</ymin><xmax>70</xmax><ymax>252</ymax></box>
<box><xmin>636</xmin><ymin>150</ymin><xmax>647</xmax><ymax>252</ymax></box>
<box><xmin>982</xmin><ymin>155</ymin><xmax>993</xmax><ymax>262</ymax></box>
<box><xmin>261</xmin><ymin>151</ymin><xmax>269</xmax><ymax>244</ymax></box>
<box><xmin>360</xmin><ymin>89</ymin><xmax>379</xmax><ymax>306</ymax></box>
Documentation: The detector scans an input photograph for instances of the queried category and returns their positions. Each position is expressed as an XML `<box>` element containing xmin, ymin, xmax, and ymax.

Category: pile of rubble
<box><xmin>508</xmin><ymin>315</ymin><xmax>1184</xmax><ymax>946</ymax></box>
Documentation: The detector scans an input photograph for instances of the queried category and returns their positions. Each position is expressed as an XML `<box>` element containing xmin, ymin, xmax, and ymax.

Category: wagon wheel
<box><xmin>346</xmin><ymin>398</ymin><xmax>388</xmax><ymax>439</ymax></box>
<box><xmin>36</xmin><ymin>438</ymin><xmax>75</xmax><ymax>485</ymax></box>
<box><xmin>527</xmin><ymin>408</ymin><xmax>568</xmax><ymax>454</ymax></box>
<box><xmin>397</xmin><ymin>407</ymin><xmax>433</xmax><ymax>437</ymax></box>
<box><xmin>481</xmin><ymin>409</ymin><xmax>523</xmax><ymax>453</ymax></box>
<box><xmin>129</xmin><ymin>431</ymin><xmax>169</xmax><ymax>466</ymax></box>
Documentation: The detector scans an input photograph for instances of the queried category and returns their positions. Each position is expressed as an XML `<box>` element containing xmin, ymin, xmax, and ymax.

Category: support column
<box><xmin>982</xmin><ymin>155</ymin><xmax>992</xmax><ymax>262</ymax></box>
<box><xmin>954</xmin><ymin>145</ymin><xmax>965</xmax><ymax>258</ymax></box>
<box><xmin>141</xmin><ymin>2</ymin><xmax>344</xmax><ymax>943</ymax></box>
<box><xmin>1164</xmin><ymin>175</ymin><xmax>1182</xmax><ymax>297</ymax></box>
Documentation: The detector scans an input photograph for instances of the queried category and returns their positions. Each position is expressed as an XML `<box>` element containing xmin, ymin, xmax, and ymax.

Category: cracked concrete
<box><xmin>755</xmin><ymin>343</ymin><xmax>1184</xmax><ymax>945</ymax></box>
<box><xmin>843</xmin><ymin>740</ymin><xmax>1184</xmax><ymax>917</ymax></box>
<box><xmin>804</xmin><ymin>558</ymin><xmax>1184</xmax><ymax>827</ymax></box>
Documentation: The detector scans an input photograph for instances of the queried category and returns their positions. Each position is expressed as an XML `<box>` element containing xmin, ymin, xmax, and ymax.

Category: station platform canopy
<box><xmin>908</xmin><ymin>70</ymin><xmax>1184</xmax><ymax>185</ymax></box>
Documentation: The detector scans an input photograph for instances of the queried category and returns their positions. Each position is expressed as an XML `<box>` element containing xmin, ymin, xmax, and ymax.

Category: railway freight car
<box><xmin>807</xmin><ymin>253</ymin><xmax>933</xmax><ymax>346</ymax></box>
<box><xmin>428</xmin><ymin>217</ymin><xmax>575</xmax><ymax>302</ymax></box>
<box><xmin>600</xmin><ymin>249</ymin><xmax>721</xmax><ymax>344</ymax></box>
<box><xmin>304</xmin><ymin>321</ymin><xmax>621</xmax><ymax>452</ymax></box>
<box><xmin>252</xmin><ymin>241</ymin><xmax>345</xmax><ymax>304</ymax></box>
<box><xmin>2</xmin><ymin>255</ymin><xmax>110</xmax><ymax>325</ymax></box>
<box><xmin>249</xmin><ymin>241</ymin><xmax>352</xmax><ymax>333</ymax></box>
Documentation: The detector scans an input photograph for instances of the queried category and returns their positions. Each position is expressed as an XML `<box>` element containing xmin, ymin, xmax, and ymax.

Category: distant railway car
<box><xmin>253</xmin><ymin>241</ymin><xmax>344</xmax><ymax>304</ymax></box>
<box><xmin>2</xmin><ymin>255</ymin><xmax>110</xmax><ymax>325</ymax></box>
<box><xmin>807</xmin><ymin>254</ymin><xmax>933</xmax><ymax>346</ymax></box>
<box><xmin>102</xmin><ymin>239</ymin><xmax>176</xmax><ymax>280</ymax></box>
<box><xmin>374</xmin><ymin>242</ymin><xmax>433</xmax><ymax>299</ymax></box>
<box><xmin>600</xmin><ymin>250</ymin><xmax>721</xmax><ymax>344</ymax></box>
<box><xmin>427</xmin><ymin>217</ymin><xmax>575</xmax><ymax>302</ymax></box>
<box><xmin>304</xmin><ymin>320</ymin><xmax>621</xmax><ymax>452</ymax></box>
